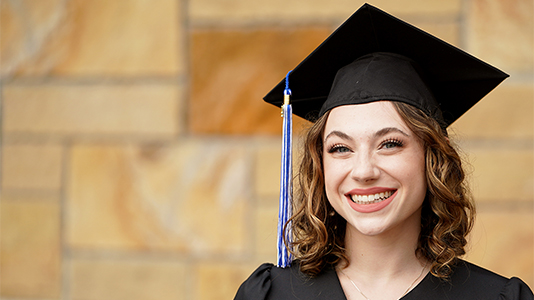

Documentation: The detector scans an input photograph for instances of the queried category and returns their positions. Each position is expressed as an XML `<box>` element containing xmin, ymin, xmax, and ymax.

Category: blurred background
<box><xmin>0</xmin><ymin>0</ymin><xmax>533</xmax><ymax>299</ymax></box>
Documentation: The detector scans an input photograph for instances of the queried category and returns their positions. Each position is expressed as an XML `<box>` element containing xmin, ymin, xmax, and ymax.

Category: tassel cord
<box><xmin>277</xmin><ymin>103</ymin><xmax>293</xmax><ymax>268</ymax></box>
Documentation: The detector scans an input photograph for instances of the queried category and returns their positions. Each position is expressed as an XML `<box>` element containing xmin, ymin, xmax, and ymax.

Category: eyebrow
<box><xmin>374</xmin><ymin>127</ymin><xmax>410</xmax><ymax>138</ymax></box>
<box><xmin>323</xmin><ymin>130</ymin><xmax>354</xmax><ymax>143</ymax></box>
<box><xmin>323</xmin><ymin>127</ymin><xmax>409</xmax><ymax>143</ymax></box>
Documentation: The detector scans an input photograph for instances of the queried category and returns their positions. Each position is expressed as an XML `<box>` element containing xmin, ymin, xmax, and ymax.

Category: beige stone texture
<box><xmin>451</xmin><ymin>83</ymin><xmax>534</xmax><ymax>139</ymax></box>
<box><xmin>188</xmin><ymin>20</ymin><xmax>459</xmax><ymax>136</ymax></box>
<box><xmin>1</xmin><ymin>0</ymin><xmax>182</xmax><ymax>77</ymax></box>
<box><xmin>255</xmin><ymin>145</ymin><xmax>282</xmax><ymax>197</ymax></box>
<box><xmin>195</xmin><ymin>262</ymin><xmax>257</xmax><ymax>300</ymax></box>
<box><xmin>1</xmin><ymin>1</ymin><xmax>532</xmax><ymax>298</ymax></box>
<box><xmin>1</xmin><ymin>143</ymin><xmax>63</xmax><ymax>190</ymax></box>
<box><xmin>189</xmin><ymin>28</ymin><xmax>329</xmax><ymax>134</ymax></box>
<box><xmin>0</xmin><ymin>199</ymin><xmax>61</xmax><ymax>298</ymax></box>
<box><xmin>3</xmin><ymin>84</ymin><xmax>180</xmax><ymax>136</ymax></box>
<box><xmin>466</xmin><ymin>210</ymin><xmax>534</xmax><ymax>286</ymax></box>
<box><xmin>254</xmin><ymin>136</ymin><xmax>308</xmax><ymax>199</ymax></box>
<box><xmin>0</xmin><ymin>0</ymin><xmax>64</xmax><ymax>76</ymax></box>
<box><xmin>70</xmin><ymin>258</ymin><xmax>186</xmax><ymax>300</ymax></box>
<box><xmin>467</xmin><ymin>149</ymin><xmax>533</xmax><ymax>202</ymax></box>
<box><xmin>467</xmin><ymin>0</ymin><xmax>534</xmax><ymax>72</ymax></box>
<box><xmin>67</xmin><ymin>141</ymin><xmax>250</xmax><ymax>254</ymax></box>
<box><xmin>189</xmin><ymin>0</ymin><xmax>461</xmax><ymax>22</ymax></box>
<box><xmin>255</xmin><ymin>206</ymin><xmax>279</xmax><ymax>258</ymax></box>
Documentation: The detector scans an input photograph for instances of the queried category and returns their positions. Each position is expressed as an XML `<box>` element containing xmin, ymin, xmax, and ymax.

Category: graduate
<box><xmin>235</xmin><ymin>4</ymin><xmax>534</xmax><ymax>299</ymax></box>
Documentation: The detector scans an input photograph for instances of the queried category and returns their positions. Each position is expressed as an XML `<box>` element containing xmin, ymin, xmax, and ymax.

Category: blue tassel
<box><xmin>277</xmin><ymin>71</ymin><xmax>293</xmax><ymax>268</ymax></box>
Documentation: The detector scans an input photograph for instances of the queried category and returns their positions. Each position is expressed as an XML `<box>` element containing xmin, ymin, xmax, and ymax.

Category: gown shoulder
<box><xmin>233</xmin><ymin>263</ymin><xmax>273</xmax><ymax>300</ymax></box>
<box><xmin>404</xmin><ymin>260</ymin><xmax>533</xmax><ymax>300</ymax></box>
<box><xmin>499</xmin><ymin>277</ymin><xmax>534</xmax><ymax>300</ymax></box>
<box><xmin>451</xmin><ymin>260</ymin><xmax>533</xmax><ymax>300</ymax></box>
<box><xmin>233</xmin><ymin>262</ymin><xmax>347</xmax><ymax>300</ymax></box>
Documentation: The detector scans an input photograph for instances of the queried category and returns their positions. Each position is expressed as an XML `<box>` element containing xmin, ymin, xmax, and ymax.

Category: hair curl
<box><xmin>286</xmin><ymin>101</ymin><xmax>475</xmax><ymax>279</ymax></box>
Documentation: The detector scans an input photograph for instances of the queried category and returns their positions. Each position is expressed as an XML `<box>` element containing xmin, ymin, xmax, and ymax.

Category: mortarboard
<box><xmin>264</xmin><ymin>3</ymin><xmax>509</xmax><ymax>126</ymax></box>
<box><xmin>268</xmin><ymin>3</ymin><xmax>508</xmax><ymax>268</ymax></box>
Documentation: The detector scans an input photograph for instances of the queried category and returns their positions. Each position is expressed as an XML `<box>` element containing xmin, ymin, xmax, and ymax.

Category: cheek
<box><xmin>400</xmin><ymin>152</ymin><xmax>427</xmax><ymax>200</ymax></box>
<box><xmin>400</xmin><ymin>157</ymin><xmax>425</xmax><ymax>180</ymax></box>
<box><xmin>412</xmin><ymin>151</ymin><xmax>426</xmax><ymax>182</ymax></box>
<box><xmin>323</xmin><ymin>158</ymin><xmax>347</xmax><ymax>188</ymax></box>
<box><xmin>322</xmin><ymin>157</ymin><xmax>346</xmax><ymax>203</ymax></box>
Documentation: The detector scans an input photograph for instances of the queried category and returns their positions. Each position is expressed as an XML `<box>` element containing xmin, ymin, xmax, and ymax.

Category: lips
<box><xmin>344</xmin><ymin>188</ymin><xmax>398</xmax><ymax>213</ymax></box>
<box><xmin>349</xmin><ymin>190</ymin><xmax>394</xmax><ymax>204</ymax></box>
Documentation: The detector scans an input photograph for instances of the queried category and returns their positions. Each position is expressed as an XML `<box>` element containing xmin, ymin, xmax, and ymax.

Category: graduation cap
<box><xmin>270</xmin><ymin>3</ymin><xmax>508</xmax><ymax>268</ymax></box>
<box><xmin>264</xmin><ymin>3</ymin><xmax>509</xmax><ymax>126</ymax></box>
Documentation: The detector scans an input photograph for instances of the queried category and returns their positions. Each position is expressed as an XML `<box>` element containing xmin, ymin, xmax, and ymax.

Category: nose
<box><xmin>350</xmin><ymin>151</ymin><xmax>380</xmax><ymax>183</ymax></box>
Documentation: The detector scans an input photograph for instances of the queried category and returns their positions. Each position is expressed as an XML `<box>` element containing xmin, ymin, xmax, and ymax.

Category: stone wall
<box><xmin>1</xmin><ymin>0</ymin><xmax>532</xmax><ymax>299</ymax></box>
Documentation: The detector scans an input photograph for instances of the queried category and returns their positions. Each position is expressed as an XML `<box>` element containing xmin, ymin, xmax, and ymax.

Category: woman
<box><xmin>235</xmin><ymin>4</ymin><xmax>533</xmax><ymax>300</ymax></box>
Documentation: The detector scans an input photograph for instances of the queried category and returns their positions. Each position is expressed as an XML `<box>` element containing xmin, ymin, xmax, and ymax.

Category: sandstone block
<box><xmin>466</xmin><ymin>210</ymin><xmax>534</xmax><ymax>286</ymax></box>
<box><xmin>0</xmin><ymin>199</ymin><xmax>61</xmax><ymax>298</ymax></box>
<box><xmin>467</xmin><ymin>149</ymin><xmax>533</xmax><ymax>202</ymax></box>
<box><xmin>467</xmin><ymin>0</ymin><xmax>534</xmax><ymax>72</ymax></box>
<box><xmin>70</xmin><ymin>258</ymin><xmax>186</xmax><ymax>300</ymax></box>
<box><xmin>1</xmin><ymin>143</ymin><xmax>63</xmax><ymax>190</ymax></box>
<box><xmin>255</xmin><ymin>206</ymin><xmax>278</xmax><ymax>258</ymax></box>
<box><xmin>255</xmin><ymin>145</ymin><xmax>282</xmax><ymax>198</ymax></box>
<box><xmin>195</xmin><ymin>262</ymin><xmax>257</xmax><ymax>300</ymax></box>
<box><xmin>67</xmin><ymin>141</ymin><xmax>251</xmax><ymax>254</ymax></box>
<box><xmin>189</xmin><ymin>0</ymin><xmax>461</xmax><ymax>23</ymax></box>
<box><xmin>189</xmin><ymin>28</ymin><xmax>328</xmax><ymax>134</ymax></box>
<box><xmin>1</xmin><ymin>0</ymin><xmax>182</xmax><ymax>77</ymax></box>
<box><xmin>3</xmin><ymin>84</ymin><xmax>180</xmax><ymax>137</ymax></box>
<box><xmin>451</xmin><ymin>83</ymin><xmax>533</xmax><ymax>139</ymax></box>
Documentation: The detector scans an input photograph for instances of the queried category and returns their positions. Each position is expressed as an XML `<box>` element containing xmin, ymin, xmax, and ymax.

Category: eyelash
<box><xmin>326</xmin><ymin>138</ymin><xmax>404</xmax><ymax>153</ymax></box>
<box><xmin>327</xmin><ymin>144</ymin><xmax>351</xmax><ymax>153</ymax></box>
<box><xmin>380</xmin><ymin>138</ymin><xmax>404</xmax><ymax>149</ymax></box>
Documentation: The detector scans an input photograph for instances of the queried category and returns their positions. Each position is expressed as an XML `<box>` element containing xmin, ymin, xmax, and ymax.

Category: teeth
<box><xmin>350</xmin><ymin>190</ymin><xmax>394</xmax><ymax>204</ymax></box>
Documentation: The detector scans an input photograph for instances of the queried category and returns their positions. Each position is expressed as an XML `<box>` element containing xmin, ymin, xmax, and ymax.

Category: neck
<box><xmin>341</xmin><ymin>211</ymin><xmax>425</xmax><ymax>279</ymax></box>
<box><xmin>336</xmin><ymin>210</ymin><xmax>430</xmax><ymax>300</ymax></box>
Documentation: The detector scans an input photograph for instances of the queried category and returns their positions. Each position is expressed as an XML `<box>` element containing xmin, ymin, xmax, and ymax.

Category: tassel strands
<box><xmin>277</xmin><ymin>71</ymin><xmax>293</xmax><ymax>268</ymax></box>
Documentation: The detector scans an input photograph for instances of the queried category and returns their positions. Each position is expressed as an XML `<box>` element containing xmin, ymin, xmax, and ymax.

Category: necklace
<box><xmin>338</xmin><ymin>262</ymin><xmax>428</xmax><ymax>300</ymax></box>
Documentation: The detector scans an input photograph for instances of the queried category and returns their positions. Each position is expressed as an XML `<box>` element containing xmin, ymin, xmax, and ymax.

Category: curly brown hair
<box><xmin>286</xmin><ymin>101</ymin><xmax>475</xmax><ymax>279</ymax></box>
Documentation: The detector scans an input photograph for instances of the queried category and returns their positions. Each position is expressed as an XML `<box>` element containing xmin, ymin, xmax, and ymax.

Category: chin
<box><xmin>355</xmin><ymin>226</ymin><xmax>389</xmax><ymax>236</ymax></box>
<box><xmin>364</xmin><ymin>230</ymin><xmax>385</xmax><ymax>237</ymax></box>
<box><xmin>347</xmin><ymin>218</ymin><xmax>391</xmax><ymax>236</ymax></box>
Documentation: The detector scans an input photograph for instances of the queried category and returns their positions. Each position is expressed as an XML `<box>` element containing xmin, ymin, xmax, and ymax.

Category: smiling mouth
<box><xmin>349</xmin><ymin>190</ymin><xmax>395</xmax><ymax>204</ymax></box>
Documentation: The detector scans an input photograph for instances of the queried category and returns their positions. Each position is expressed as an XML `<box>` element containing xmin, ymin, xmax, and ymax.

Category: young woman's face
<box><xmin>322</xmin><ymin>101</ymin><xmax>427</xmax><ymax>237</ymax></box>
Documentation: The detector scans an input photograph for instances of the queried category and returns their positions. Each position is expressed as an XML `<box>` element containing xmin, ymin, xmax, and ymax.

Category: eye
<box><xmin>379</xmin><ymin>138</ymin><xmax>403</xmax><ymax>150</ymax></box>
<box><xmin>328</xmin><ymin>144</ymin><xmax>352</xmax><ymax>154</ymax></box>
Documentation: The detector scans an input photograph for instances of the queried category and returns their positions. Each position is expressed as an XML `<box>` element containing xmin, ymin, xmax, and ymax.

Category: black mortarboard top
<box><xmin>263</xmin><ymin>3</ymin><xmax>509</xmax><ymax>127</ymax></box>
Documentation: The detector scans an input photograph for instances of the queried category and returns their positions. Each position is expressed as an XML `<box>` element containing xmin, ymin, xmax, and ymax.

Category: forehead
<box><xmin>324</xmin><ymin>101</ymin><xmax>410</xmax><ymax>136</ymax></box>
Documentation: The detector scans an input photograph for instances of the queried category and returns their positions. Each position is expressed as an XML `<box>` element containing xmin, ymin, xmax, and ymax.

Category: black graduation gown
<box><xmin>234</xmin><ymin>260</ymin><xmax>533</xmax><ymax>300</ymax></box>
